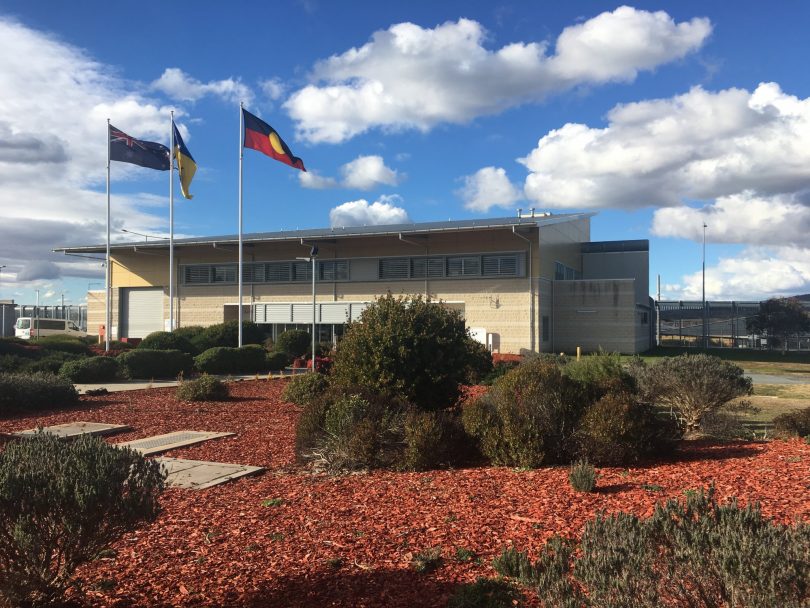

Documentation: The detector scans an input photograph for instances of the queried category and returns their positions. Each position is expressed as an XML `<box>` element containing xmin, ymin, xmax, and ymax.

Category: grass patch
<box><xmin>754</xmin><ymin>384</ymin><xmax>810</xmax><ymax>400</ymax></box>
<box><xmin>632</xmin><ymin>347</ymin><xmax>810</xmax><ymax>377</ymax></box>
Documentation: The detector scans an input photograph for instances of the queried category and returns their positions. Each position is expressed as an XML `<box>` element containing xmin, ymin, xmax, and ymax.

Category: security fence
<box><xmin>0</xmin><ymin>304</ymin><xmax>88</xmax><ymax>338</ymax></box>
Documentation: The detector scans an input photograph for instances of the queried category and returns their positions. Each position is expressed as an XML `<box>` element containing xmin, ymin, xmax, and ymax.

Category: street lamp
<box><xmin>296</xmin><ymin>245</ymin><xmax>318</xmax><ymax>372</ymax></box>
<box><xmin>702</xmin><ymin>222</ymin><xmax>707</xmax><ymax>349</ymax></box>
<box><xmin>0</xmin><ymin>265</ymin><xmax>6</xmax><ymax>337</ymax></box>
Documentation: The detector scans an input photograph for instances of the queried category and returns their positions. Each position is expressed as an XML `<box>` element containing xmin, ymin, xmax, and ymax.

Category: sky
<box><xmin>1</xmin><ymin>1</ymin><xmax>809</xmax><ymax>307</ymax></box>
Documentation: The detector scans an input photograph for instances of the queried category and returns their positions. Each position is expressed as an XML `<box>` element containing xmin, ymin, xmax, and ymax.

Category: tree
<box><xmin>747</xmin><ymin>297</ymin><xmax>810</xmax><ymax>352</ymax></box>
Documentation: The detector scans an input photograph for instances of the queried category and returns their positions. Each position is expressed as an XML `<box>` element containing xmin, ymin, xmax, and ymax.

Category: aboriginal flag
<box><xmin>242</xmin><ymin>109</ymin><xmax>305</xmax><ymax>171</ymax></box>
<box><xmin>109</xmin><ymin>125</ymin><xmax>170</xmax><ymax>170</ymax></box>
<box><xmin>172</xmin><ymin>122</ymin><xmax>197</xmax><ymax>199</ymax></box>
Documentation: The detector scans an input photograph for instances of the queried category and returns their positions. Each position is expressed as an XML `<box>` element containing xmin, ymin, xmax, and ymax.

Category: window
<box><xmin>411</xmin><ymin>257</ymin><xmax>444</xmax><ymax>278</ymax></box>
<box><xmin>292</xmin><ymin>261</ymin><xmax>312</xmax><ymax>282</ymax></box>
<box><xmin>320</xmin><ymin>260</ymin><xmax>349</xmax><ymax>281</ymax></box>
<box><xmin>542</xmin><ymin>316</ymin><xmax>550</xmax><ymax>342</ymax></box>
<box><xmin>184</xmin><ymin>266</ymin><xmax>210</xmax><ymax>284</ymax></box>
<box><xmin>212</xmin><ymin>265</ymin><xmax>236</xmax><ymax>283</ymax></box>
<box><xmin>447</xmin><ymin>256</ymin><xmax>481</xmax><ymax>277</ymax></box>
<box><xmin>554</xmin><ymin>261</ymin><xmax>580</xmax><ymax>281</ymax></box>
<box><xmin>379</xmin><ymin>257</ymin><xmax>409</xmax><ymax>280</ymax></box>
<box><xmin>242</xmin><ymin>263</ymin><xmax>265</xmax><ymax>283</ymax></box>
<box><xmin>266</xmin><ymin>262</ymin><xmax>291</xmax><ymax>282</ymax></box>
<box><xmin>482</xmin><ymin>255</ymin><xmax>517</xmax><ymax>276</ymax></box>
<box><xmin>640</xmin><ymin>311</ymin><xmax>649</xmax><ymax>325</ymax></box>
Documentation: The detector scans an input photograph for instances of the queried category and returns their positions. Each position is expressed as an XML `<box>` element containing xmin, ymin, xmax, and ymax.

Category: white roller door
<box><xmin>122</xmin><ymin>288</ymin><xmax>164</xmax><ymax>338</ymax></box>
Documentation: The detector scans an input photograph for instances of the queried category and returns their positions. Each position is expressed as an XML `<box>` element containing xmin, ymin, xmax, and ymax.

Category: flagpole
<box><xmin>238</xmin><ymin>102</ymin><xmax>244</xmax><ymax>347</ymax></box>
<box><xmin>105</xmin><ymin>119</ymin><xmax>111</xmax><ymax>352</ymax></box>
<box><xmin>169</xmin><ymin>111</ymin><xmax>175</xmax><ymax>333</ymax></box>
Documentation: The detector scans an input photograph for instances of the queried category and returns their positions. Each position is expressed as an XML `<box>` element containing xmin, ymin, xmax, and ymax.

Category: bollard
<box><xmin>576</xmin><ymin>346</ymin><xmax>581</xmax><ymax>361</ymax></box>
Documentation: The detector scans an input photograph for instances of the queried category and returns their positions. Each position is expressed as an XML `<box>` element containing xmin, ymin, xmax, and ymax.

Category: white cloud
<box><xmin>260</xmin><ymin>78</ymin><xmax>286</xmax><ymax>101</ymax></box>
<box><xmin>652</xmin><ymin>191</ymin><xmax>810</xmax><ymax>247</ymax></box>
<box><xmin>285</xmin><ymin>8</ymin><xmax>710</xmax><ymax>143</ymax></box>
<box><xmin>459</xmin><ymin>166</ymin><xmax>523</xmax><ymax>212</ymax></box>
<box><xmin>329</xmin><ymin>195</ymin><xmax>410</xmax><ymax>227</ymax></box>
<box><xmin>0</xmin><ymin>18</ymin><xmax>184</xmax><ymax>288</ymax></box>
<box><xmin>152</xmin><ymin>67</ymin><xmax>253</xmax><ymax>104</ymax></box>
<box><xmin>299</xmin><ymin>155</ymin><xmax>401</xmax><ymax>190</ymax></box>
<box><xmin>675</xmin><ymin>246</ymin><xmax>810</xmax><ymax>300</ymax></box>
<box><xmin>341</xmin><ymin>155</ymin><xmax>401</xmax><ymax>190</ymax></box>
<box><xmin>521</xmin><ymin>83</ymin><xmax>810</xmax><ymax>209</ymax></box>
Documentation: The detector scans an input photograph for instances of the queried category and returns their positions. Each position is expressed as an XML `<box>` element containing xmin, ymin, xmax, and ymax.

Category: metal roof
<box><xmin>54</xmin><ymin>212</ymin><xmax>594</xmax><ymax>254</ymax></box>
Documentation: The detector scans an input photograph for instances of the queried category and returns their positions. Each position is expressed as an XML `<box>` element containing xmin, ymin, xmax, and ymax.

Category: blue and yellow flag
<box><xmin>172</xmin><ymin>122</ymin><xmax>196</xmax><ymax>199</ymax></box>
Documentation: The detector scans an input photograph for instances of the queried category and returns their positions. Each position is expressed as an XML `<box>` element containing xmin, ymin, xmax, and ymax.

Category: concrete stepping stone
<box><xmin>155</xmin><ymin>457</ymin><xmax>264</xmax><ymax>489</ymax></box>
<box><xmin>117</xmin><ymin>430</ymin><xmax>234</xmax><ymax>455</ymax></box>
<box><xmin>13</xmin><ymin>422</ymin><xmax>132</xmax><ymax>439</ymax></box>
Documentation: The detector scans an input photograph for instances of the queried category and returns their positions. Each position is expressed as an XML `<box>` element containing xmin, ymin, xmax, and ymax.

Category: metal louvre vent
<box><xmin>482</xmin><ymin>255</ymin><xmax>517</xmax><ymax>276</ymax></box>
<box><xmin>379</xmin><ymin>258</ymin><xmax>409</xmax><ymax>280</ymax></box>
<box><xmin>242</xmin><ymin>263</ymin><xmax>265</xmax><ymax>283</ymax></box>
<box><xmin>212</xmin><ymin>265</ymin><xmax>237</xmax><ymax>283</ymax></box>
<box><xmin>184</xmin><ymin>266</ymin><xmax>210</xmax><ymax>284</ymax></box>
<box><xmin>447</xmin><ymin>256</ymin><xmax>481</xmax><ymax>277</ymax></box>
<box><xmin>266</xmin><ymin>262</ymin><xmax>291</xmax><ymax>282</ymax></box>
<box><xmin>411</xmin><ymin>257</ymin><xmax>444</xmax><ymax>278</ymax></box>
<box><xmin>292</xmin><ymin>261</ymin><xmax>312</xmax><ymax>282</ymax></box>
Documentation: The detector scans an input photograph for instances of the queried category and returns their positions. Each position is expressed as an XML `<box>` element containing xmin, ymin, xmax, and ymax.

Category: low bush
<box><xmin>117</xmin><ymin>349</ymin><xmax>193</xmax><ymax>379</ymax></box>
<box><xmin>172</xmin><ymin>325</ymin><xmax>206</xmax><ymax>341</ymax></box>
<box><xmin>26</xmin><ymin>351</ymin><xmax>84</xmax><ymax>374</ymax></box>
<box><xmin>498</xmin><ymin>487</ymin><xmax>810</xmax><ymax>608</ymax></box>
<box><xmin>563</xmin><ymin>351</ymin><xmax>636</xmax><ymax>399</ymax></box>
<box><xmin>283</xmin><ymin>372</ymin><xmax>329</xmax><ymax>406</ymax></box>
<box><xmin>0</xmin><ymin>372</ymin><xmax>78</xmax><ymax>415</ymax></box>
<box><xmin>637</xmin><ymin>354</ymin><xmax>752</xmax><ymax>432</ymax></box>
<box><xmin>0</xmin><ymin>432</ymin><xmax>164</xmax><ymax>606</ymax></box>
<box><xmin>194</xmin><ymin>345</ymin><xmax>268</xmax><ymax>374</ymax></box>
<box><xmin>190</xmin><ymin>321</ymin><xmax>266</xmax><ymax>352</ymax></box>
<box><xmin>34</xmin><ymin>335</ymin><xmax>91</xmax><ymax>356</ymax></box>
<box><xmin>700</xmin><ymin>406</ymin><xmax>756</xmax><ymax>440</ymax></box>
<box><xmin>58</xmin><ymin>356</ymin><xmax>121</xmax><ymax>383</ymax></box>
<box><xmin>576</xmin><ymin>393</ymin><xmax>681</xmax><ymax>465</ymax></box>
<box><xmin>176</xmin><ymin>374</ymin><xmax>229</xmax><ymax>402</ymax></box>
<box><xmin>274</xmin><ymin>329</ymin><xmax>311</xmax><ymax>357</ymax></box>
<box><xmin>447</xmin><ymin>578</ymin><xmax>521</xmax><ymax>608</ymax></box>
<box><xmin>772</xmin><ymin>406</ymin><xmax>810</xmax><ymax>438</ymax></box>
<box><xmin>138</xmin><ymin>331</ymin><xmax>197</xmax><ymax>355</ymax></box>
<box><xmin>410</xmin><ymin>547</ymin><xmax>443</xmax><ymax>573</ymax></box>
<box><xmin>481</xmin><ymin>360</ymin><xmax>520</xmax><ymax>386</ymax></box>
<box><xmin>568</xmin><ymin>459</ymin><xmax>597</xmax><ymax>492</ymax></box>
<box><xmin>403</xmin><ymin>409</ymin><xmax>469</xmax><ymax>471</ymax></box>
<box><xmin>462</xmin><ymin>359</ymin><xmax>587</xmax><ymax>467</ymax></box>
<box><xmin>0</xmin><ymin>337</ymin><xmax>38</xmax><ymax>357</ymax></box>
<box><xmin>331</xmin><ymin>294</ymin><xmax>492</xmax><ymax>411</ymax></box>
<box><xmin>266</xmin><ymin>351</ymin><xmax>293</xmax><ymax>371</ymax></box>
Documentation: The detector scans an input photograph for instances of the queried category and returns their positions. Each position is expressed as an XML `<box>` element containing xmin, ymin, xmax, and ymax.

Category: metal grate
<box><xmin>125</xmin><ymin>431</ymin><xmax>210</xmax><ymax>450</ymax></box>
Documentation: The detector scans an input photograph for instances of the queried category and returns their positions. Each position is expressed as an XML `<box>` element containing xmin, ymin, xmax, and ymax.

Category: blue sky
<box><xmin>1</xmin><ymin>1</ymin><xmax>809</xmax><ymax>306</ymax></box>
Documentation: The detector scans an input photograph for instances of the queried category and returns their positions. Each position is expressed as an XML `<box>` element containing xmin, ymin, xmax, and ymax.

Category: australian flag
<box><xmin>109</xmin><ymin>125</ymin><xmax>170</xmax><ymax>170</ymax></box>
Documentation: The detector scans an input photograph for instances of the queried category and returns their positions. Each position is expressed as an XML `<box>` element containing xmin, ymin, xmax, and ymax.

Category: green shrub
<box><xmin>172</xmin><ymin>325</ymin><xmax>206</xmax><ymax>341</ymax></box>
<box><xmin>501</xmin><ymin>487</ymin><xmax>810</xmax><ymax>608</ymax></box>
<box><xmin>332</xmin><ymin>294</ymin><xmax>492</xmax><ymax>411</ymax></box>
<box><xmin>138</xmin><ymin>331</ymin><xmax>197</xmax><ymax>354</ymax></box>
<box><xmin>176</xmin><ymin>374</ymin><xmax>229</xmax><ymax>402</ymax></box>
<box><xmin>576</xmin><ymin>393</ymin><xmax>681</xmax><ymax>465</ymax></box>
<box><xmin>117</xmin><ymin>349</ymin><xmax>193</xmax><ymax>379</ymax></box>
<box><xmin>0</xmin><ymin>353</ymin><xmax>27</xmax><ymax>372</ymax></box>
<box><xmin>296</xmin><ymin>387</ymin><xmax>408</xmax><ymax>472</ymax></box>
<box><xmin>58</xmin><ymin>356</ymin><xmax>121</xmax><ymax>383</ymax></box>
<box><xmin>403</xmin><ymin>409</ymin><xmax>469</xmax><ymax>471</ymax></box>
<box><xmin>481</xmin><ymin>360</ymin><xmax>520</xmax><ymax>386</ymax></box>
<box><xmin>266</xmin><ymin>350</ymin><xmax>293</xmax><ymax>371</ymax></box>
<box><xmin>194</xmin><ymin>345</ymin><xmax>268</xmax><ymax>374</ymax></box>
<box><xmin>25</xmin><ymin>351</ymin><xmax>84</xmax><ymax>374</ymax></box>
<box><xmin>638</xmin><ymin>354</ymin><xmax>752</xmax><ymax>432</ymax></box>
<box><xmin>0</xmin><ymin>432</ymin><xmax>164</xmax><ymax>606</ymax></box>
<box><xmin>563</xmin><ymin>351</ymin><xmax>636</xmax><ymax>399</ymax></box>
<box><xmin>568</xmin><ymin>459</ymin><xmax>597</xmax><ymax>492</ymax></box>
<box><xmin>274</xmin><ymin>329</ymin><xmax>311</xmax><ymax>357</ymax></box>
<box><xmin>462</xmin><ymin>359</ymin><xmax>587</xmax><ymax>467</ymax></box>
<box><xmin>447</xmin><ymin>578</ymin><xmax>521</xmax><ymax>608</ymax></box>
<box><xmin>0</xmin><ymin>372</ymin><xmax>78</xmax><ymax>415</ymax></box>
<box><xmin>191</xmin><ymin>320</ymin><xmax>266</xmax><ymax>352</ymax></box>
<box><xmin>284</xmin><ymin>372</ymin><xmax>330</xmax><ymax>406</ymax></box>
<box><xmin>411</xmin><ymin>547</ymin><xmax>443</xmax><ymax>573</ymax></box>
<box><xmin>34</xmin><ymin>335</ymin><xmax>91</xmax><ymax>356</ymax></box>
<box><xmin>772</xmin><ymin>406</ymin><xmax>810</xmax><ymax>438</ymax></box>
<box><xmin>0</xmin><ymin>338</ymin><xmax>37</xmax><ymax>358</ymax></box>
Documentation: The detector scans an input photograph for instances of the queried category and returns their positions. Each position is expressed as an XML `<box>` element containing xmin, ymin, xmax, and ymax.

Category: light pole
<box><xmin>0</xmin><ymin>265</ymin><xmax>6</xmax><ymax>337</ymax></box>
<box><xmin>702</xmin><ymin>222</ymin><xmax>707</xmax><ymax>349</ymax></box>
<box><xmin>296</xmin><ymin>245</ymin><xmax>318</xmax><ymax>372</ymax></box>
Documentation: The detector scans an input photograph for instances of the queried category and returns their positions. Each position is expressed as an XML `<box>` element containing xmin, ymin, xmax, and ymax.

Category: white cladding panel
<box><xmin>349</xmin><ymin>302</ymin><xmax>369</xmax><ymax>321</ymax></box>
<box><xmin>123</xmin><ymin>288</ymin><xmax>164</xmax><ymax>338</ymax></box>
<box><xmin>320</xmin><ymin>303</ymin><xmax>349</xmax><ymax>323</ymax></box>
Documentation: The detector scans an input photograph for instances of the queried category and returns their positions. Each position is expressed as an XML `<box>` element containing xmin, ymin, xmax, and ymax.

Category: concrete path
<box><xmin>13</xmin><ymin>422</ymin><xmax>131</xmax><ymax>439</ymax></box>
<box><xmin>745</xmin><ymin>372</ymin><xmax>810</xmax><ymax>385</ymax></box>
<box><xmin>156</xmin><ymin>457</ymin><xmax>264</xmax><ymax>489</ymax></box>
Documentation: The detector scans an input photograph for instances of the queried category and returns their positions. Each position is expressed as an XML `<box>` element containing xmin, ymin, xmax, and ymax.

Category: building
<box><xmin>57</xmin><ymin>212</ymin><xmax>651</xmax><ymax>354</ymax></box>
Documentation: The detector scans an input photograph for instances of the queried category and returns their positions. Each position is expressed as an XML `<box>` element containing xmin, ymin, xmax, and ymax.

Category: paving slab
<box><xmin>13</xmin><ymin>422</ymin><xmax>132</xmax><ymax>439</ymax></box>
<box><xmin>117</xmin><ymin>430</ymin><xmax>234</xmax><ymax>455</ymax></box>
<box><xmin>155</xmin><ymin>457</ymin><xmax>264</xmax><ymax>489</ymax></box>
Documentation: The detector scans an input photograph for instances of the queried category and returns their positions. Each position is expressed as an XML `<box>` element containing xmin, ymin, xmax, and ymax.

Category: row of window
<box><xmin>184</xmin><ymin>260</ymin><xmax>349</xmax><ymax>285</ymax></box>
<box><xmin>379</xmin><ymin>254</ymin><xmax>519</xmax><ymax>280</ymax></box>
<box><xmin>554</xmin><ymin>261</ymin><xmax>582</xmax><ymax>281</ymax></box>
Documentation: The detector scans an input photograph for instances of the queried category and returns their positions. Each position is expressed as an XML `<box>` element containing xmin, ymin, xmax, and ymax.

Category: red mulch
<box><xmin>0</xmin><ymin>380</ymin><xmax>808</xmax><ymax>607</ymax></box>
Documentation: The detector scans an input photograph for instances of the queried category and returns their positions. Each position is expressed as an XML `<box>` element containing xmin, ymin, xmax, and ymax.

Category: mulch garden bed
<box><xmin>1</xmin><ymin>379</ymin><xmax>808</xmax><ymax>607</ymax></box>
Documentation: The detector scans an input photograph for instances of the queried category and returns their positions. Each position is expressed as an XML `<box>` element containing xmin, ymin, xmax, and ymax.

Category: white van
<box><xmin>15</xmin><ymin>317</ymin><xmax>87</xmax><ymax>340</ymax></box>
